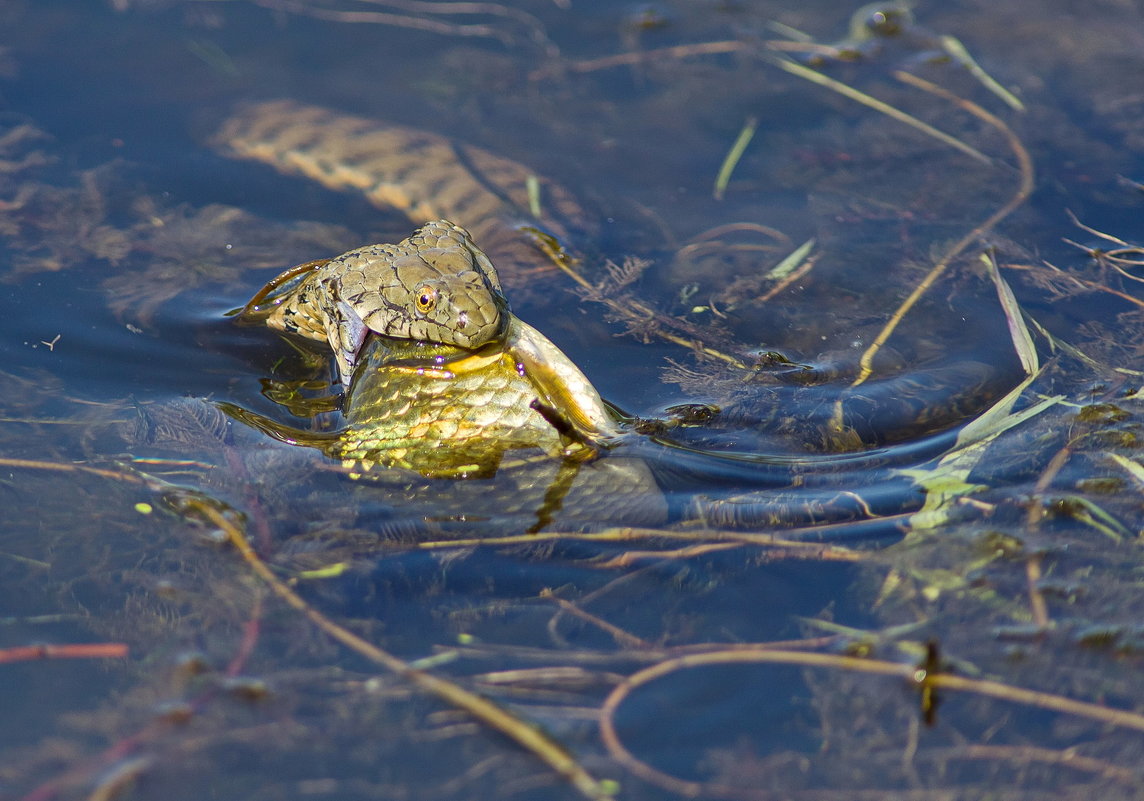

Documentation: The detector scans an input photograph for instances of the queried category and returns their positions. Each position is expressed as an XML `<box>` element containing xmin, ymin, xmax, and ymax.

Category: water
<box><xmin>2</xmin><ymin>1</ymin><xmax>1144</xmax><ymax>798</ymax></box>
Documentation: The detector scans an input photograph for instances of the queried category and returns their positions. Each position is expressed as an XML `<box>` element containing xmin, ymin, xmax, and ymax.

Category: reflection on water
<box><xmin>2</xmin><ymin>1</ymin><xmax>1144</xmax><ymax>798</ymax></box>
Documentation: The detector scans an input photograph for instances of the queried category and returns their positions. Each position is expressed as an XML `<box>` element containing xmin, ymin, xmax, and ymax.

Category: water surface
<box><xmin>2</xmin><ymin>1</ymin><xmax>1143</xmax><ymax>799</ymax></box>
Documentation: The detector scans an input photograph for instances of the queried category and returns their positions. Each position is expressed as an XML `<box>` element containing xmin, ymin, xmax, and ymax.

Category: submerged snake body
<box><xmin>223</xmin><ymin>101</ymin><xmax>621</xmax><ymax>478</ymax></box>
<box><xmin>215</xmin><ymin>100</ymin><xmax>589</xmax><ymax>289</ymax></box>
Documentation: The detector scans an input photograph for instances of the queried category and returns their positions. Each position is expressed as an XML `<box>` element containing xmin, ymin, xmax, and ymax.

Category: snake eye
<box><xmin>414</xmin><ymin>285</ymin><xmax>438</xmax><ymax>314</ymax></box>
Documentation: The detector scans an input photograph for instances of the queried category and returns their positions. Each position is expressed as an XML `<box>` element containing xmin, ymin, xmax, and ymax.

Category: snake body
<box><xmin>220</xmin><ymin>100</ymin><xmax>1006</xmax><ymax>489</ymax></box>
<box><xmin>215</xmin><ymin>100</ymin><xmax>588</xmax><ymax>289</ymax></box>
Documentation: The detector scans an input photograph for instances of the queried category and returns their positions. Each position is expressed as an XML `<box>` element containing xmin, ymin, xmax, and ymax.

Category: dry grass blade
<box><xmin>713</xmin><ymin>116</ymin><xmax>757</xmax><ymax>201</ymax></box>
<box><xmin>545</xmin><ymin>32</ymin><xmax>1022</xmax><ymax>152</ymax></box>
<box><xmin>1020</xmin><ymin>310</ymin><xmax>1104</xmax><ymax>370</ymax></box>
<box><xmin>190</xmin><ymin>499</ymin><xmax>614</xmax><ymax>801</ymax></box>
<box><xmin>767</xmin><ymin>55</ymin><xmax>992</xmax><ymax>165</ymax></box>
<box><xmin>897</xmin><ymin>376</ymin><xmax>1061</xmax><ymax>531</ymax></box>
<box><xmin>250</xmin><ymin>0</ymin><xmax>554</xmax><ymax>52</ymax></box>
<box><xmin>757</xmin><ymin>255</ymin><xmax>817</xmax><ymax>304</ymax></box>
<box><xmin>733</xmin><ymin>236</ymin><xmax>821</xmax><ymax>303</ymax></box>
<box><xmin>939</xmin><ymin>35</ymin><xmax>1026</xmax><ymax>112</ymax></box>
<box><xmin>766</xmin><ymin>237</ymin><xmax>815</xmax><ymax>281</ymax></box>
<box><xmin>1106</xmin><ymin>452</ymin><xmax>1144</xmax><ymax>489</ymax></box>
<box><xmin>981</xmin><ymin>251</ymin><xmax>1038</xmax><ymax>374</ymax></box>
<box><xmin>829</xmin><ymin>70</ymin><xmax>1036</xmax><ymax>432</ymax></box>
<box><xmin>1061</xmin><ymin>495</ymin><xmax>1130</xmax><ymax>541</ymax></box>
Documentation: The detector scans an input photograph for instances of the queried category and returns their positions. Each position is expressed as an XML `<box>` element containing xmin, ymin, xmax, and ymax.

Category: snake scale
<box><xmin>238</xmin><ymin>219</ymin><xmax>509</xmax><ymax>385</ymax></box>
<box><xmin>214</xmin><ymin>98</ymin><xmax>1009</xmax><ymax>527</ymax></box>
<box><xmin>214</xmin><ymin>100</ymin><xmax>587</xmax><ymax>289</ymax></box>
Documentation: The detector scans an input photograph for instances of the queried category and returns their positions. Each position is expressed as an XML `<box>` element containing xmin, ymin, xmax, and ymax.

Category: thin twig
<box><xmin>920</xmin><ymin>744</ymin><xmax>1136</xmax><ymax>783</ymax></box>
<box><xmin>757</xmin><ymin>256</ymin><xmax>818</xmax><ymax>303</ymax></box>
<box><xmin>600</xmin><ymin>648</ymin><xmax>1144</xmax><ymax>798</ymax></box>
<box><xmin>831</xmin><ymin>71</ymin><xmax>1035</xmax><ymax>432</ymax></box>
<box><xmin>409</xmin><ymin>525</ymin><xmax>867</xmax><ymax>557</ymax></box>
<box><xmin>1022</xmin><ymin>442</ymin><xmax>1073</xmax><ymax>628</ymax></box>
<box><xmin>0</xmin><ymin>643</ymin><xmax>128</xmax><ymax>663</ymax></box>
<box><xmin>533</xmin><ymin>40</ymin><xmax>744</xmax><ymax>79</ymax></box>
<box><xmin>540</xmin><ymin>589</ymin><xmax>653</xmax><ymax>650</ymax></box>
<box><xmin>0</xmin><ymin>456</ymin><xmax>154</xmax><ymax>485</ymax></box>
<box><xmin>193</xmin><ymin>500</ymin><xmax>613</xmax><ymax>801</ymax></box>
<box><xmin>594</xmin><ymin>541</ymin><xmax>743</xmax><ymax>568</ymax></box>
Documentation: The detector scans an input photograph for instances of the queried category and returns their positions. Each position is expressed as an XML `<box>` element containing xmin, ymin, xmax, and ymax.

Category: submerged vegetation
<box><xmin>1</xmin><ymin>1</ymin><xmax>1143</xmax><ymax>799</ymax></box>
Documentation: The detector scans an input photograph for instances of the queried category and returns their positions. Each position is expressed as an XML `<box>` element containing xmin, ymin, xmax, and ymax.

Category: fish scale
<box><xmin>223</xmin><ymin>104</ymin><xmax>643</xmax><ymax>499</ymax></box>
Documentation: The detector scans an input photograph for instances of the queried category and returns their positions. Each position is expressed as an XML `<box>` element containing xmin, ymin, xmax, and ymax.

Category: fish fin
<box><xmin>329</xmin><ymin>300</ymin><xmax>369</xmax><ymax>386</ymax></box>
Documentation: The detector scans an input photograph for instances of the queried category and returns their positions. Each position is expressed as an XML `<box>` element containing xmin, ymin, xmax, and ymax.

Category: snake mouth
<box><xmin>448</xmin><ymin>294</ymin><xmax>509</xmax><ymax>349</ymax></box>
<box><xmin>455</xmin><ymin>283</ymin><xmax>508</xmax><ymax>344</ymax></box>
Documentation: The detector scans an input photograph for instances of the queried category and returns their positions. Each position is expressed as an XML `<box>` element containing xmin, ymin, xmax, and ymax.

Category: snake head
<box><xmin>317</xmin><ymin>220</ymin><xmax>508</xmax><ymax>385</ymax></box>
<box><xmin>386</xmin><ymin>257</ymin><xmax>505</xmax><ymax>348</ymax></box>
<box><xmin>337</xmin><ymin>221</ymin><xmax>506</xmax><ymax>345</ymax></box>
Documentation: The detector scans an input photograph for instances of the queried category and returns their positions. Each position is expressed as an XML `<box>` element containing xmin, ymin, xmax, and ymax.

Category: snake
<box><xmin>216</xmin><ymin>100</ymin><xmax>629</xmax><ymax>478</ymax></box>
<box><xmin>233</xmin><ymin>220</ymin><xmax>619</xmax><ymax>477</ymax></box>
<box><xmin>217</xmin><ymin>98</ymin><xmax>628</xmax><ymax>478</ymax></box>
<box><xmin>217</xmin><ymin>100</ymin><xmax>1008</xmax><ymax>484</ymax></box>
<box><xmin>238</xmin><ymin>219</ymin><xmax>509</xmax><ymax>385</ymax></box>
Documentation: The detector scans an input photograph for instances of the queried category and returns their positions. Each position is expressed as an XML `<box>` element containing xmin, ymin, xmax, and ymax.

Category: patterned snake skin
<box><xmin>240</xmin><ymin>220</ymin><xmax>508</xmax><ymax>384</ymax></box>
<box><xmin>214</xmin><ymin>100</ymin><xmax>587</xmax><ymax>289</ymax></box>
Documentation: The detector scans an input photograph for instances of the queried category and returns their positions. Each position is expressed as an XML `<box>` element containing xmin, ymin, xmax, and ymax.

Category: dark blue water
<box><xmin>2</xmin><ymin>1</ymin><xmax>1143</xmax><ymax>799</ymax></box>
